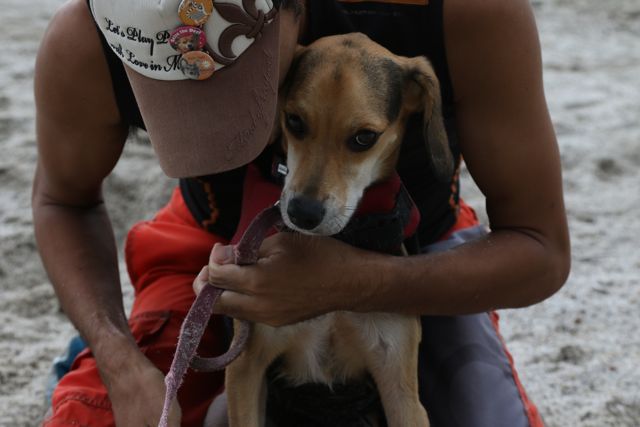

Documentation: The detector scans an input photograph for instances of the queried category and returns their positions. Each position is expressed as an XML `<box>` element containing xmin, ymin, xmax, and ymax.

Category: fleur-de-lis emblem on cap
<box><xmin>210</xmin><ymin>0</ymin><xmax>277</xmax><ymax>65</ymax></box>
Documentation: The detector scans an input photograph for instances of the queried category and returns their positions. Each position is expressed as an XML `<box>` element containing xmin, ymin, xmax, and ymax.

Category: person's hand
<box><xmin>101</xmin><ymin>349</ymin><xmax>181</xmax><ymax>427</ymax></box>
<box><xmin>194</xmin><ymin>233</ymin><xmax>381</xmax><ymax>327</ymax></box>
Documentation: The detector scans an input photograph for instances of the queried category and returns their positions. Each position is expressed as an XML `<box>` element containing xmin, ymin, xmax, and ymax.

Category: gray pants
<box><xmin>418</xmin><ymin>225</ymin><xmax>540</xmax><ymax>426</ymax></box>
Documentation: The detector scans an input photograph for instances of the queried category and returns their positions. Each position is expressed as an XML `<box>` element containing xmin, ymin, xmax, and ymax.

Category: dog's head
<box><xmin>176</xmin><ymin>35</ymin><xmax>198</xmax><ymax>53</ymax></box>
<box><xmin>279</xmin><ymin>33</ymin><xmax>453</xmax><ymax>235</ymax></box>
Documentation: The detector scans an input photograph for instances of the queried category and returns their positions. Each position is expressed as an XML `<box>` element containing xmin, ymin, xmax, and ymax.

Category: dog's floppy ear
<box><xmin>281</xmin><ymin>45</ymin><xmax>308</xmax><ymax>99</ymax></box>
<box><xmin>274</xmin><ymin>45</ymin><xmax>308</xmax><ymax>152</ymax></box>
<box><xmin>268</xmin><ymin>102</ymin><xmax>283</xmax><ymax>147</ymax></box>
<box><xmin>402</xmin><ymin>56</ymin><xmax>454</xmax><ymax>182</ymax></box>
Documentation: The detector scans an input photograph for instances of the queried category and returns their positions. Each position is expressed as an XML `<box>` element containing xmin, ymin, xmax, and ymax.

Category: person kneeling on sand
<box><xmin>35</xmin><ymin>0</ymin><xmax>569</xmax><ymax>425</ymax></box>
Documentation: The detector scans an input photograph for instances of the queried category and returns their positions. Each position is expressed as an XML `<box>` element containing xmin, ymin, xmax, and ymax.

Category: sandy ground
<box><xmin>1</xmin><ymin>0</ymin><xmax>639</xmax><ymax>425</ymax></box>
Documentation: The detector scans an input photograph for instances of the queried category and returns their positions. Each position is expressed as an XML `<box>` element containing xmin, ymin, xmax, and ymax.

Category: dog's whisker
<box><xmin>329</xmin><ymin>214</ymin><xmax>351</xmax><ymax>233</ymax></box>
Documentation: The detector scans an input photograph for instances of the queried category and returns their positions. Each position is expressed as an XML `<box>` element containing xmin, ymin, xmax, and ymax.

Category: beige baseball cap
<box><xmin>89</xmin><ymin>0</ymin><xmax>281</xmax><ymax>177</ymax></box>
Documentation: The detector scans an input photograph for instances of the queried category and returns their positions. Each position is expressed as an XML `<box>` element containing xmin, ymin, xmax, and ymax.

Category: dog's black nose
<box><xmin>287</xmin><ymin>195</ymin><xmax>326</xmax><ymax>230</ymax></box>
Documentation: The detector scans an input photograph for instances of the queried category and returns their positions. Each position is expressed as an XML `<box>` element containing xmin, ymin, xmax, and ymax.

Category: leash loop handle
<box><xmin>158</xmin><ymin>204</ymin><xmax>282</xmax><ymax>427</ymax></box>
<box><xmin>190</xmin><ymin>318</ymin><xmax>251</xmax><ymax>371</ymax></box>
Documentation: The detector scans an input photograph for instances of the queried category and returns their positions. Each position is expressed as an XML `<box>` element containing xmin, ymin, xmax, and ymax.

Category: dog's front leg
<box><xmin>225</xmin><ymin>353</ymin><xmax>269</xmax><ymax>427</ymax></box>
<box><xmin>363</xmin><ymin>316</ymin><xmax>430</xmax><ymax>427</ymax></box>
<box><xmin>225</xmin><ymin>322</ymin><xmax>280</xmax><ymax>427</ymax></box>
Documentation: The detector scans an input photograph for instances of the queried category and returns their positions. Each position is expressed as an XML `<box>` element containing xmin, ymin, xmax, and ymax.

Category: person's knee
<box><xmin>45</xmin><ymin>389</ymin><xmax>113</xmax><ymax>426</ymax></box>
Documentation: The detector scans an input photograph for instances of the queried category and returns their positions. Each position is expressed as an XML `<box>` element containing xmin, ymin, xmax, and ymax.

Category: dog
<box><xmin>220</xmin><ymin>32</ymin><xmax>453</xmax><ymax>427</ymax></box>
<box><xmin>174</xmin><ymin>33</ymin><xmax>200</xmax><ymax>54</ymax></box>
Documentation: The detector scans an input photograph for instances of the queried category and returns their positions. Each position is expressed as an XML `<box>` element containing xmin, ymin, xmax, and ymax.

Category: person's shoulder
<box><xmin>35</xmin><ymin>0</ymin><xmax>120</xmax><ymax>128</ymax></box>
<box><xmin>444</xmin><ymin>0</ymin><xmax>537</xmax><ymax>41</ymax></box>
<box><xmin>34</xmin><ymin>0</ymin><xmax>127</xmax><ymax>201</ymax></box>
<box><xmin>443</xmin><ymin>0</ymin><xmax>541</xmax><ymax>102</ymax></box>
<box><xmin>445</xmin><ymin>0</ymin><xmax>533</xmax><ymax>23</ymax></box>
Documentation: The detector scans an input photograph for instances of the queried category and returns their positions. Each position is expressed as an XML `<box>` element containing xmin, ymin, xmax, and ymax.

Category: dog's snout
<box><xmin>287</xmin><ymin>195</ymin><xmax>326</xmax><ymax>230</ymax></box>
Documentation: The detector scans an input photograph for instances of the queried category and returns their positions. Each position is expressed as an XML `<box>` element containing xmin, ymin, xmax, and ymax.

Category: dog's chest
<box><xmin>256</xmin><ymin>312</ymin><xmax>409</xmax><ymax>386</ymax></box>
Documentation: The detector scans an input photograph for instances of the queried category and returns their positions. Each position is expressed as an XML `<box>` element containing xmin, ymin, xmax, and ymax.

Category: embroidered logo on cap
<box><xmin>90</xmin><ymin>0</ymin><xmax>277</xmax><ymax>81</ymax></box>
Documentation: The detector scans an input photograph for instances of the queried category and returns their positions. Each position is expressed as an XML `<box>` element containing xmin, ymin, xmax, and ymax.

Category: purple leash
<box><xmin>158</xmin><ymin>205</ymin><xmax>282</xmax><ymax>427</ymax></box>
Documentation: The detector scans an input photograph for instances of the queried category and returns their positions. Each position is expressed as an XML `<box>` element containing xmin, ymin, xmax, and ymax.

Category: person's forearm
<box><xmin>355</xmin><ymin>228</ymin><xmax>570</xmax><ymax>315</ymax></box>
<box><xmin>33</xmin><ymin>192</ymin><xmax>139</xmax><ymax>376</ymax></box>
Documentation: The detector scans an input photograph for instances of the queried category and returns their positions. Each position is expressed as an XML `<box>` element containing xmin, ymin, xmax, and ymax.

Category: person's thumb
<box><xmin>210</xmin><ymin>243</ymin><xmax>235</xmax><ymax>265</ymax></box>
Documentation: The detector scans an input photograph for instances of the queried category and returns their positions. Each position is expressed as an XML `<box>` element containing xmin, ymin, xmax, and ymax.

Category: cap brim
<box><xmin>125</xmin><ymin>15</ymin><xmax>281</xmax><ymax>178</ymax></box>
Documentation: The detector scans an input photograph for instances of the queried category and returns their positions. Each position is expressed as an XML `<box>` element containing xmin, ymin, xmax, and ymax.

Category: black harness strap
<box><xmin>335</xmin><ymin>184</ymin><xmax>419</xmax><ymax>255</ymax></box>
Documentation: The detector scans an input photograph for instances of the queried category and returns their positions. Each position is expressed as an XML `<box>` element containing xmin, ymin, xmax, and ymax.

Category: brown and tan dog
<box><xmin>222</xmin><ymin>33</ymin><xmax>453</xmax><ymax>427</ymax></box>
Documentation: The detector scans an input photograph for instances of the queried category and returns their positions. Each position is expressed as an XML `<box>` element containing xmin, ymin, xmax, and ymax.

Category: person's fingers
<box><xmin>207</xmin><ymin>243</ymin><xmax>252</xmax><ymax>293</ymax></box>
<box><xmin>213</xmin><ymin>289</ymin><xmax>258</xmax><ymax>321</ymax></box>
<box><xmin>192</xmin><ymin>265</ymin><xmax>209</xmax><ymax>295</ymax></box>
<box><xmin>209</xmin><ymin>243</ymin><xmax>235</xmax><ymax>265</ymax></box>
<box><xmin>208</xmin><ymin>262</ymin><xmax>253</xmax><ymax>293</ymax></box>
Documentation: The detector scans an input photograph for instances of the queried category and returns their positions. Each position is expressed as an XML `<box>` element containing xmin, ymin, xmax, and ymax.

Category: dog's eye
<box><xmin>285</xmin><ymin>113</ymin><xmax>307</xmax><ymax>138</ymax></box>
<box><xmin>348</xmin><ymin>130</ymin><xmax>379</xmax><ymax>152</ymax></box>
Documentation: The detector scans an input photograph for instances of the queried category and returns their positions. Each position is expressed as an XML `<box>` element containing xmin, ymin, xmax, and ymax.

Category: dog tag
<box><xmin>179</xmin><ymin>50</ymin><xmax>216</xmax><ymax>80</ymax></box>
<box><xmin>178</xmin><ymin>0</ymin><xmax>214</xmax><ymax>27</ymax></box>
<box><xmin>170</xmin><ymin>26</ymin><xmax>207</xmax><ymax>54</ymax></box>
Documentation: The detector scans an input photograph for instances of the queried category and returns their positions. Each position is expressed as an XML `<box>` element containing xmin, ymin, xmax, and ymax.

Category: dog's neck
<box><xmin>266</xmin><ymin>151</ymin><xmax>420</xmax><ymax>254</ymax></box>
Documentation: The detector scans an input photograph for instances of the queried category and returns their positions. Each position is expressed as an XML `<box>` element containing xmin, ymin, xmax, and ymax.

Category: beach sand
<box><xmin>0</xmin><ymin>0</ymin><xmax>638</xmax><ymax>425</ymax></box>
